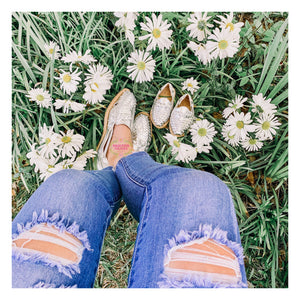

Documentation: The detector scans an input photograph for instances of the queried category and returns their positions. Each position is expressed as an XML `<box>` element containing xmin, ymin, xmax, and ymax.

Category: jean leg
<box><xmin>115</xmin><ymin>152</ymin><xmax>247</xmax><ymax>288</ymax></box>
<box><xmin>12</xmin><ymin>167</ymin><xmax>121</xmax><ymax>288</ymax></box>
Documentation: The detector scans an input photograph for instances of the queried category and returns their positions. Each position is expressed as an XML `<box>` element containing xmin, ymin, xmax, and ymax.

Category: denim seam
<box><xmin>128</xmin><ymin>185</ymin><xmax>152</xmax><ymax>287</ymax></box>
<box><xmin>120</xmin><ymin>159</ymin><xmax>152</xmax><ymax>286</ymax></box>
<box><xmin>90</xmin><ymin>208</ymin><xmax>112</xmax><ymax>288</ymax></box>
<box><xmin>225</xmin><ymin>187</ymin><xmax>240</xmax><ymax>241</ymax></box>
<box><xmin>119</xmin><ymin>159</ymin><xmax>146</xmax><ymax>188</ymax></box>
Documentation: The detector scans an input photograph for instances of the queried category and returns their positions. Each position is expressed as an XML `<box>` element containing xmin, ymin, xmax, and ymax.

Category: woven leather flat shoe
<box><xmin>150</xmin><ymin>83</ymin><xmax>175</xmax><ymax>128</ymax></box>
<box><xmin>96</xmin><ymin>88</ymin><xmax>136</xmax><ymax>169</ymax></box>
<box><xmin>169</xmin><ymin>94</ymin><xmax>195</xmax><ymax>137</ymax></box>
<box><xmin>132</xmin><ymin>112</ymin><xmax>152</xmax><ymax>152</ymax></box>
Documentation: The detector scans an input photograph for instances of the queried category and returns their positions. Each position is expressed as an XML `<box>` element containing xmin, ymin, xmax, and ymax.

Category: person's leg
<box><xmin>115</xmin><ymin>151</ymin><xmax>247</xmax><ymax>288</ymax></box>
<box><xmin>12</xmin><ymin>167</ymin><xmax>121</xmax><ymax>288</ymax></box>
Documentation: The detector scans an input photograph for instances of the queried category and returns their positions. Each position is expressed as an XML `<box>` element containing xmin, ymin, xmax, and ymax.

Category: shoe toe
<box><xmin>132</xmin><ymin>113</ymin><xmax>152</xmax><ymax>152</ymax></box>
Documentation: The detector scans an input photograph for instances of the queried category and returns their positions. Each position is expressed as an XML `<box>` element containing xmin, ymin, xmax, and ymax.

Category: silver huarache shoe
<box><xmin>132</xmin><ymin>112</ymin><xmax>152</xmax><ymax>152</ymax></box>
<box><xmin>169</xmin><ymin>94</ymin><xmax>195</xmax><ymax>137</ymax></box>
<box><xmin>96</xmin><ymin>88</ymin><xmax>136</xmax><ymax>169</ymax></box>
<box><xmin>150</xmin><ymin>83</ymin><xmax>176</xmax><ymax>128</ymax></box>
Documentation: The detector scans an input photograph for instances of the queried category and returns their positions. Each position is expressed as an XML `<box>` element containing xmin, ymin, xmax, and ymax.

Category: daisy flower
<box><xmin>72</xmin><ymin>149</ymin><xmax>97</xmax><ymax>169</ymax></box>
<box><xmin>39</xmin><ymin>157</ymin><xmax>63</xmax><ymax>181</ymax></box>
<box><xmin>26</xmin><ymin>143</ymin><xmax>45</xmax><ymax>172</ymax></box>
<box><xmin>83</xmin><ymin>63</ymin><xmax>113</xmax><ymax>104</ymax></box>
<box><xmin>254</xmin><ymin>113</ymin><xmax>281</xmax><ymax>141</ymax></box>
<box><xmin>61</xmin><ymin>49</ymin><xmax>96</xmax><ymax>65</ymax></box>
<box><xmin>182</xmin><ymin>77</ymin><xmax>200</xmax><ymax>95</ymax></box>
<box><xmin>226</xmin><ymin>111</ymin><xmax>255</xmax><ymax>141</ymax></box>
<box><xmin>44</xmin><ymin>41</ymin><xmax>61</xmax><ymax>60</ymax></box>
<box><xmin>139</xmin><ymin>13</ymin><xmax>173</xmax><ymax>51</ymax></box>
<box><xmin>56</xmin><ymin>129</ymin><xmax>85</xmax><ymax>158</ymax></box>
<box><xmin>164</xmin><ymin>133</ymin><xmax>197</xmax><ymax>163</ymax></box>
<box><xmin>114</xmin><ymin>12</ymin><xmax>139</xmax><ymax>45</ymax></box>
<box><xmin>215</xmin><ymin>12</ymin><xmax>244</xmax><ymax>39</ymax></box>
<box><xmin>189</xmin><ymin>119</ymin><xmax>217</xmax><ymax>146</ymax></box>
<box><xmin>206</xmin><ymin>28</ymin><xmax>239</xmax><ymax>59</ymax></box>
<box><xmin>222</xmin><ymin>95</ymin><xmax>247</xmax><ymax>119</ymax></box>
<box><xmin>38</xmin><ymin>124</ymin><xmax>59</xmax><ymax>159</ymax></box>
<box><xmin>114</xmin><ymin>12</ymin><xmax>139</xmax><ymax>27</ymax></box>
<box><xmin>251</xmin><ymin>93</ymin><xmax>277</xmax><ymax>115</ymax></box>
<box><xmin>84</xmin><ymin>63</ymin><xmax>113</xmax><ymax>90</ymax></box>
<box><xmin>57</xmin><ymin>68</ymin><xmax>82</xmax><ymax>95</ymax></box>
<box><xmin>187</xmin><ymin>41</ymin><xmax>211</xmax><ymax>65</ymax></box>
<box><xmin>221</xmin><ymin>125</ymin><xmax>240</xmax><ymax>147</ymax></box>
<box><xmin>127</xmin><ymin>50</ymin><xmax>156</xmax><ymax>83</ymax></box>
<box><xmin>26</xmin><ymin>88</ymin><xmax>52</xmax><ymax>108</ymax></box>
<box><xmin>63</xmin><ymin>149</ymin><xmax>97</xmax><ymax>170</ymax></box>
<box><xmin>241</xmin><ymin>137</ymin><xmax>263</xmax><ymax>151</ymax></box>
<box><xmin>83</xmin><ymin>84</ymin><xmax>106</xmax><ymax>104</ymax></box>
<box><xmin>196</xmin><ymin>143</ymin><xmax>212</xmax><ymax>154</ymax></box>
<box><xmin>123</xmin><ymin>25</ymin><xmax>135</xmax><ymax>46</ymax></box>
<box><xmin>54</xmin><ymin>99</ymin><xmax>86</xmax><ymax>114</ymax></box>
<box><xmin>186</xmin><ymin>12</ymin><xmax>214</xmax><ymax>42</ymax></box>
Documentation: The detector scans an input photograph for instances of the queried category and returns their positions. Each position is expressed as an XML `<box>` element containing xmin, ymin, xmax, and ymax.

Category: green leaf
<box><xmin>12</xmin><ymin>41</ymin><xmax>37</xmax><ymax>84</ymax></box>
<box><xmin>255</xmin><ymin>18</ymin><xmax>288</xmax><ymax>94</ymax></box>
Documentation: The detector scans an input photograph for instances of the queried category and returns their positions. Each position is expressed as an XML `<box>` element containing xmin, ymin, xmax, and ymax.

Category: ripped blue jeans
<box><xmin>12</xmin><ymin>151</ymin><xmax>248</xmax><ymax>288</ymax></box>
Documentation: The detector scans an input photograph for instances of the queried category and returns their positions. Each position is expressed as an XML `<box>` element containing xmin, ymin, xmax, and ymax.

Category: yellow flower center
<box><xmin>63</xmin><ymin>74</ymin><xmax>72</xmax><ymax>83</ymax></box>
<box><xmin>45</xmin><ymin>138</ymin><xmax>51</xmax><ymax>145</ymax></box>
<box><xmin>61</xmin><ymin>136</ymin><xmax>71</xmax><ymax>143</ymax></box>
<box><xmin>218</xmin><ymin>40</ymin><xmax>229</xmax><ymax>50</ymax></box>
<box><xmin>236</xmin><ymin>121</ymin><xmax>244</xmax><ymax>129</ymax></box>
<box><xmin>173</xmin><ymin>140</ymin><xmax>180</xmax><ymax>148</ymax></box>
<box><xmin>36</xmin><ymin>94</ymin><xmax>45</xmax><ymax>101</ymax></box>
<box><xmin>49</xmin><ymin>48</ymin><xmax>54</xmax><ymax>54</ymax></box>
<box><xmin>152</xmin><ymin>28</ymin><xmax>161</xmax><ymax>38</ymax></box>
<box><xmin>198</xmin><ymin>128</ymin><xmax>207</xmax><ymax>137</ymax></box>
<box><xmin>249</xmin><ymin>138</ymin><xmax>257</xmax><ymax>145</ymax></box>
<box><xmin>91</xmin><ymin>82</ymin><xmax>99</xmax><ymax>92</ymax></box>
<box><xmin>262</xmin><ymin>121</ymin><xmax>271</xmax><ymax>130</ymax></box>
<box><xmin>187</xmin><ymin>83</ymin><xmax>193</xmax><ymax>88</ymax></box>
<box><xmin>227</xmin><ymin>132</ymin><xmax>235</xmax><ymax>139</ymax></box>
<box><xmin>137</xmin><ymin>61</ymin><xmax>146</xmax><ymax>70</ymax></box>
<box><xmin>225</xmin><ymin>22</ymin><xmax>234</xmax><ymax>31</ymax></box>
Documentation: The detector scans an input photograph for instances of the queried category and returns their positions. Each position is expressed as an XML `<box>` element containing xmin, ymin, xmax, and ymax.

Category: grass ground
<box><xmin>11</xmin><ymin>11</ymin><xmax>288</xmax><ymax>288</ymax></box>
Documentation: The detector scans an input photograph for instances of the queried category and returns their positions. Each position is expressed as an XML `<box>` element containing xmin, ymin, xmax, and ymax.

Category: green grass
<box><xmin>11</xmin><ymin>11</ymin><xmax>288</xmax><ymax>288</ymax></box>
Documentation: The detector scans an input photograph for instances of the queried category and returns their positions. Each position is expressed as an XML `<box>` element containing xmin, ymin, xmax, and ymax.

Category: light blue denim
<box><xmin>12</xmin><ymin>151</ymin><xmax>247</xmax><ymax>288</ymax></box>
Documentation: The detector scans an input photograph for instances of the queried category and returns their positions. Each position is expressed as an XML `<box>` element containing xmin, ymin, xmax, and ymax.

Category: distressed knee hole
<box><xmin>12</xmin><ymin>223</ymin><xmax>84</xmax><ymax>265</ymax></box>
<box><xmin>164</xmin><ymin>238</ymin><xmax>241</xmax><ymax>285</ymax></box>
<box><xmin>12</xmin><ymin>210</ymin><xmax>92</xmax><ymax>278</ymax></box>
<box><xmin>158</xmin><ymin>224</ymin><xmax>247</xmax><ymax>288</ymax></box>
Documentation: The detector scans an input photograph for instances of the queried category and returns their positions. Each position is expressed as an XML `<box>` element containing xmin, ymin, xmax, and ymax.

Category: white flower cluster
<box><xmin>163</xmin><ymin>91</ymin><xmax>281</xmax><ymax>163</ymax></box>
<box><xmin>26</xmin><ymin>124</ymin><xmax>97</xmax><ymax>181</ymax></box>
<box><xmin>222</xmin><ymin>93</ymin><xmax>281</xmax><ymax>151</ymax></box>
<box><xmin>40</xmin><ymin>41</ymin><xmax>114</xmax><ymax>109</ymax></box>
<box><xmin>118</xmin><ymin>12</ymin><xmax>244</xmax><ymax>84</ymax></box>
<box><xmin>187</xmin><ymin>12</ymin><xmax>244</xmax><ymax>64</ymax></box>
<box><xmin>114</xmin><ymin>12</ymin><xmax>139</xmax><ymax>46</ymax></box>
<box><xmin>164</xmin><ymin>115</ymin><xmax>217</xmax><ymax>163</ymax></box>
<box><xmin>114</xmin><ymin>12</ymin><xmax>174</xmax><ymax>83</ymax></box>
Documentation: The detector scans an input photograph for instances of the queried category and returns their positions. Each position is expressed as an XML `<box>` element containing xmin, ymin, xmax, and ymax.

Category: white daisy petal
<box><xmin>26</xmin><ymin>88</ymin><xmax>52</xmax><ymax>108</ymax></box>
<box><xmin>139</xmin><ymin>13</ymin><xmax>173</xmax><ymax>51</ymax></box>
<box><xmin>164</xmin><ymin>133</ymin><xmax>197</xmax><ymax>163</ymax></box>
<box><xmin>127</xmin><ymin>50</ymin><xmax>156</xmax><ymax>83</ymax></box>
<box><xmin>254</xmin><ymin>113</ymin><xmax>281</xmax><ymax>141</ymax></box>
